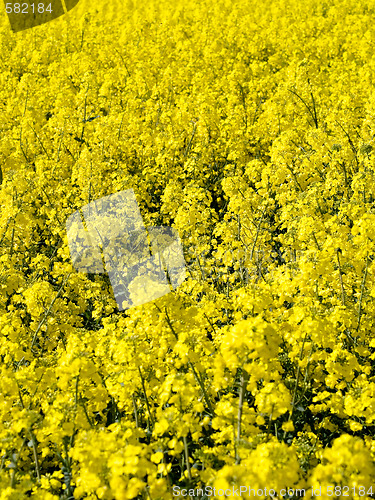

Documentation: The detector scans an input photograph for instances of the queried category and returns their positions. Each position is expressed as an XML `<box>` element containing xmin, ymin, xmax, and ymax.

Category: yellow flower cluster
<box><xmin>1</xmin><ymin>0</ymin><xmax>375</xmax><ymax>498</ymax></box>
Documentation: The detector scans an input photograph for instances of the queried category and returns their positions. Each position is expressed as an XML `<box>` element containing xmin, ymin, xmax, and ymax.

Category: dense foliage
<box><xmin>1</xmin><ymin>0</ymin><xmax>375</xmax><ymax>497</ymax></box>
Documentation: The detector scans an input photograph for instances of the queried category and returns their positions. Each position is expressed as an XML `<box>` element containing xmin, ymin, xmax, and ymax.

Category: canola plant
<box><xmin>0</xmin><ymin>0</ymin><xmax>375</xmax><ymax>498</ymax></box>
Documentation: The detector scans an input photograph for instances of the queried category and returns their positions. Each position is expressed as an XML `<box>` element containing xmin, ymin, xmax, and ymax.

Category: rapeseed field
<box><xmin>0</xmin><ymin>0</ymin><xmax>375</xmax><ymax>498</ymax></box>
